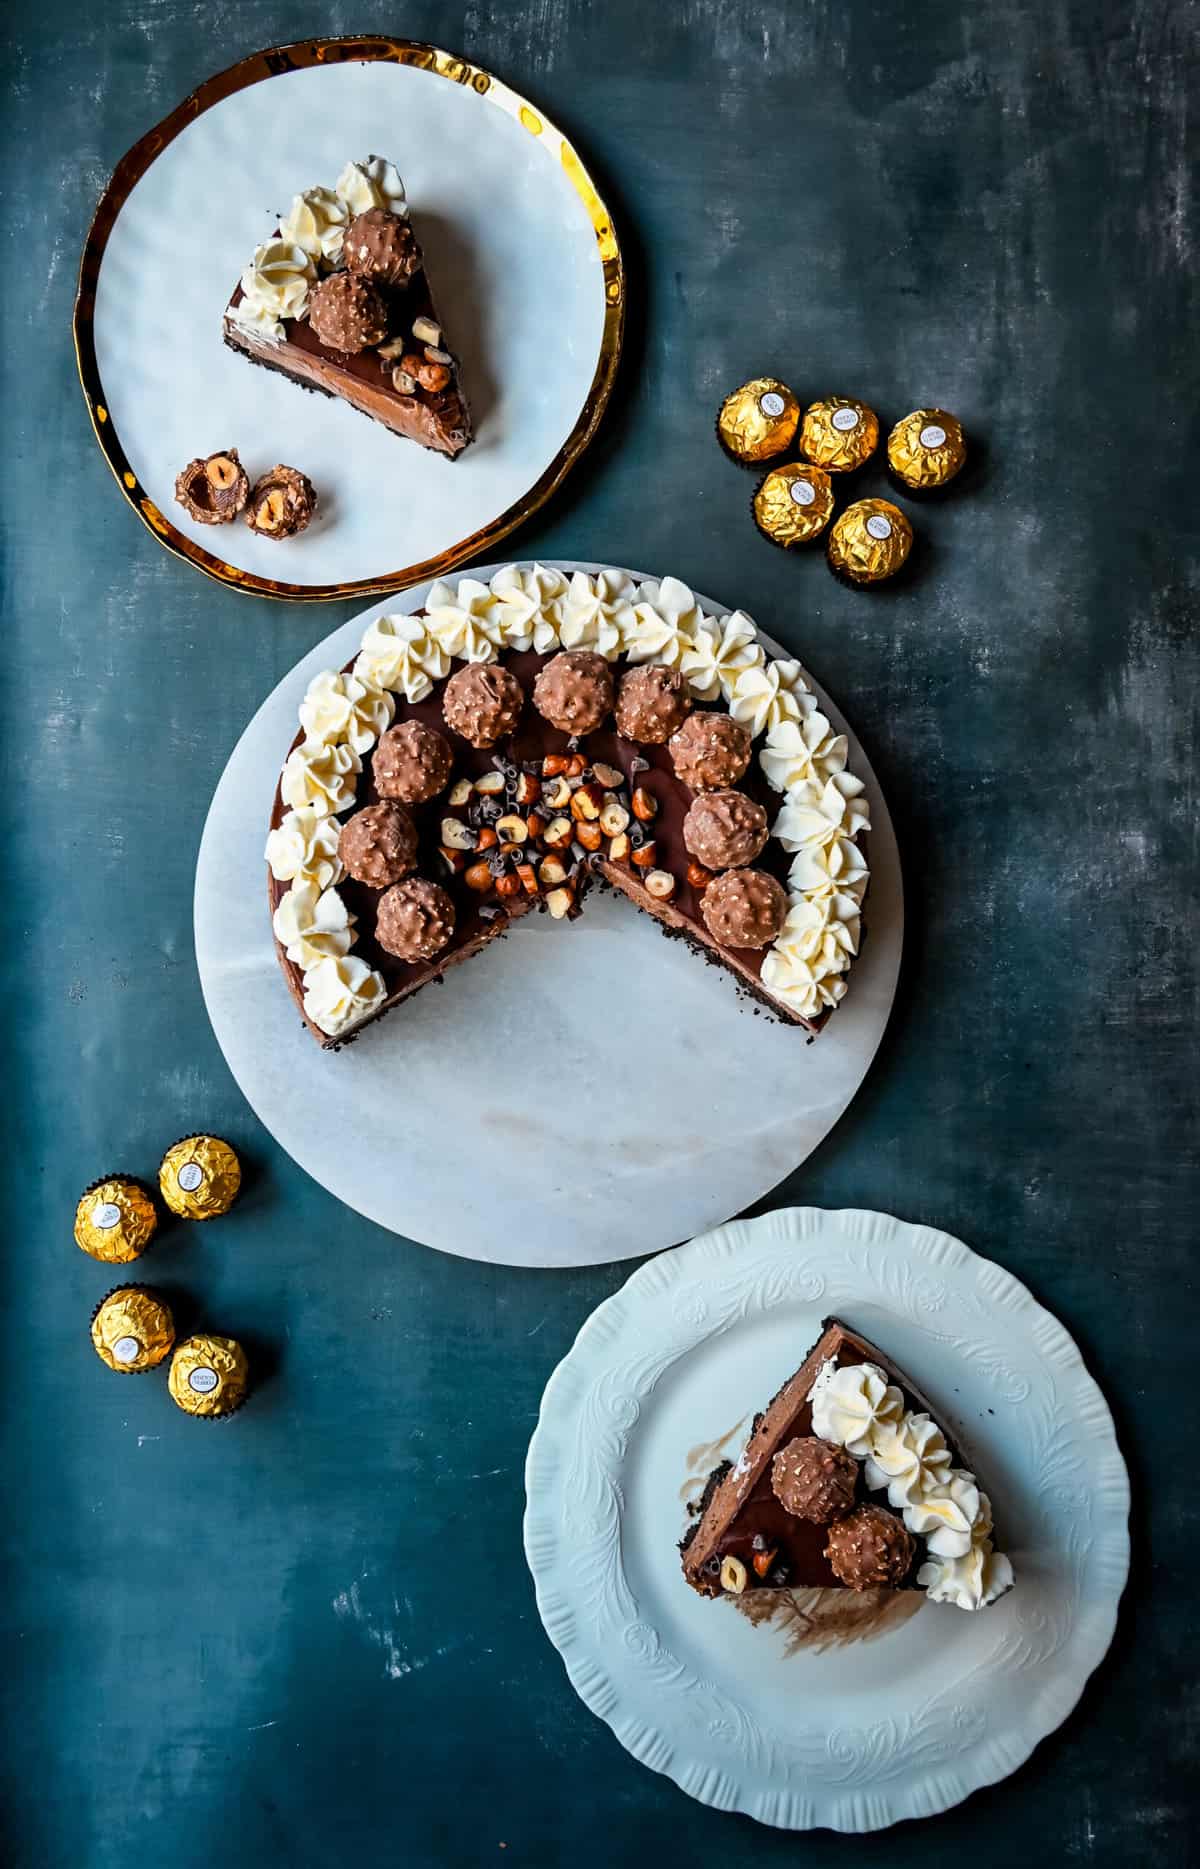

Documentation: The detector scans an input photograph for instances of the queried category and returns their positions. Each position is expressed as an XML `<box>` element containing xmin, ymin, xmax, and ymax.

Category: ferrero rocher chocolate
<box><xmin>827</xmin><ymin>499</ymin><xmax>913</xmax><ymax>586</ymax></box>
<box><xmin>717</xmin><ymin>377</ymin><xmax>800</xmax><ymax>465</ymax></box>
<box><xmin>168</xmin><ymin>1334</ymin><xmax>250</xmax><ymax>1418</ymax></box>
<box><xmin>887</xmin><ymin>408</ymin><xmax>967</xmax><ymax>491</ymax></box>
<box><xmin>799</xmin><ymin>398</ymin><xmax>879</xmax><ymax>472</ymax></box>
<box><xmin>74</xmin><ymin>1178</ymin><xmax>158</xmax><ymax>1263</ymax></box>
<box><xmin>752</xmin><ymin>462</ymin><xmax>835</xmax><ymax>547</ymax></box>
<box><xmin>158</xmin><ymin>1136</ymin><xmax>241</xmax><ymax>1220</ymax></box>
<box><xmin>91</xmin><ymin>1287</ymin><xmax>175</xmax><ymax>1374</ymax></box>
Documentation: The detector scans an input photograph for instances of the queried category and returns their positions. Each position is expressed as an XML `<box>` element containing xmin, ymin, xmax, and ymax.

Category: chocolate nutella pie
<box><xmin>680</xmin><ymin>1318</ymin><xmax>1014</xmax><ymax>1611</ymax></box>
<box><xmin>223</xmin><ymin>157</ymin><xmax>472</xmax><ymax>459</ymax></box>
<box><xmin>265</xmin><ymin>566</ymin><xmax>871</xmax><ymax>1046</ymax></box>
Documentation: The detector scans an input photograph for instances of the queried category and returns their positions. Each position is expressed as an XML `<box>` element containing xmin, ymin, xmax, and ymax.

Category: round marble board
<box><xmin>194</xmin><ymin>564</ymin><xmax>902</xmax><ymax>1266</ymax></box>
<box><xmin>524</xmin><ymin>1208</ymin><xmax>1130</xmax><ymax>1827</ymax></box>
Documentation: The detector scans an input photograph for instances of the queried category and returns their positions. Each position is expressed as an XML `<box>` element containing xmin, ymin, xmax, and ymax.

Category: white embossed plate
<box><xmin>523</xmin><ymin>1209</ymin><xmax>1129</xmax><ymax>1829</ymax></box>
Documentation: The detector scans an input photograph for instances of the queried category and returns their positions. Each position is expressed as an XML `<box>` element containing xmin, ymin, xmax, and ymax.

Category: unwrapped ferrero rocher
<box><xmin>887</xmin><ymin>408</ymin><xmax>967</xmax><ymax>492</ymax></box>
<box><xmin>168</xmin><ymin>1333</ymin><xmax>250</xmax><ymax>1418</ymax></box>
<box><xmin>158</xmin><ymin>1135</ymin><xmax>242</xmax><ymax>1221</ymax></box>
<box><xmin>752</xmin><ymin>462</ymin><xmax>835</xmax><ymax>547</ymax></box>
<box><xmin>74</xmin><ymin>1177</ymin><xmax>158</xmax><ymax>1263</ymax></box>
<box><xmin>827</xmin><ymin>498</ymin><xmax>913</xmax><ymax>586</ymax></box>
<box><xmin>799</xmin><ymin>398</ymin><xmax>879</xmax><ymax>473</ymax></box>
<box><xmin>91</xmin><ymin>1287</ymin><xmax>175</xmax><ymax>1374</ymax></box>
<box><xmin>717</xmin><ymin>377</ymin><xmax>800</xmax><ymax>465</ymax></box>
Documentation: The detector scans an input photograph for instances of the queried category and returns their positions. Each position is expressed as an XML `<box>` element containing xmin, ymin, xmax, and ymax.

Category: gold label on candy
<box><xmin>827</xmin><ymin>498</ymin><xmax>913</xmax><ymax>585</ymax></box>
<box><xmin>887</xmin><ymin>409</ymin><xmax>966</xmax><ymax>490</ymax></box>
<box><xmin>717</xmin><ymin>377</ymin><xmax>800</xmax><ymax>465</ymax></box>
<box><xmin>158</xmin><ymin>1135</ymin><xmax>241</xmax><ymax>1220</ymax></box>
<box><xmin>800</xmin><ymin>398</ymin><xmax>880</xmax><ymax>472</ymax></box>
<box><xmin>75</xmin><ymin>1178</ymin><xmax>158</xmax><ymax>1263</ymax></box>
<box><xmin>752</xmin><ymin>462</ymin><xmax>835</xmax><ymax>548</ymax></box>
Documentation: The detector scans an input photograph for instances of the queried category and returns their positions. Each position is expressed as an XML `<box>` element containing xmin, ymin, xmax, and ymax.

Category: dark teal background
<box><xmin>4</xmin><ymin>2</ymin><xmax>1197</xmax><ymax>1864</ymax></box>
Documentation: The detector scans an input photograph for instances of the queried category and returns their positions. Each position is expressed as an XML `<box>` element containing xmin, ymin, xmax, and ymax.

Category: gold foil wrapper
<box><xmin>91</xmin><ymin>1287</ymin><xmax>175</xmax><ymax>1373</ymax></box>
<box><xmin>74</xmin><ymin>1177</ymin><xmax>158</xmax><ymax>1263</ymax></box>
<box><xmin>717</xmin><ymin>377</ymin><xmax>800</xmax><ymax>464</ymax></box>
<box><xmin>827</xmin><ymin>499</ymin><xmax>913</xmax><ymax>585</ymax></box>
<box><xmin>159</xmin><ymin>1135</ymin><xmax>242</xmax><ymax>1220</ymax></box>
<box><xmin>168</xmin><ymin>1333</ymin><xmax>249</xmax><ymax>1417</ymax></box>
<box><xmin>752</xmin><ymin>463</ymin><xmax>835</xmax><ymax>547</ymax></box>
<box><xmin>799</xmin><ymin>398</ymin><xmax>879</xmax><ymax>472</ymax></box>
<box><xmin>887</xmin><ymin>408</ymin><xmax>966</xmax><ymax>489</ymax></box>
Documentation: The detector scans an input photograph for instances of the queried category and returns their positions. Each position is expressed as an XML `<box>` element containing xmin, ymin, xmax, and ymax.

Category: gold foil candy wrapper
<box><xmin>91</xmin><ymin>1286</ymin><xmax>175</xmax><ymax>1373</ymax></box>
<box><xmin>799</xmin><ymin>398</ymin><xmax>880</xmax><ymax>472</ymax></box>
<box><xmin>74</xmin><ymin>1177</ymin><xmax>158</xmax><ymax>1263</ymax></box>
<box><xmin>827</xmin><ymin>499</ymin><xmax>913</xmax><ymax>585</ymax></box>
<box><xmin>717</xmin><ymin>377</ymin><xmax>800</xmax><ymax>465</ymax></box>
<box><xmin>168</xmin><ymin>1333</ymin><xmax>249</xmax><ymax>1417</ymax></box>
<box><xmin>887</xmin><ymin>408</ymin><xmax>966</xmax><ymax>490</ymax></box>
<box><xmin>752</xmin><ymin>462</ymin><xmax>835</xmax><ymax>547</ymax></box>
<box><xmin>159</xmin><ymin>1135</ymin><xmax>242</xmax><ymax>1220</ymax></box>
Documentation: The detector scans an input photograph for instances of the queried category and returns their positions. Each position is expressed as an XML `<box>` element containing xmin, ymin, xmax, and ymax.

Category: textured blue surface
<box><xmin>3</xmin><ymin>2</ymin><xmax>1197</xmax><ymax>1864</ymax></box>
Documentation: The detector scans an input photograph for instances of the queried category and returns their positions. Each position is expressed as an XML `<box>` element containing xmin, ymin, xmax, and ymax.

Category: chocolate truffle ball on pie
<box><xmin>683</xmin><ymin>790</ymin><xmax>768</xmax><ymax>870</ymax></box>
<box><xmin>614</xmin><ymin>664</ymin><xmax>692</xmax><ymax>744</ymax></box>
<box><xmin>342</xmin><ymin>208</ymin><xmax>420</xmax><ymax>288</ymax></box>
<box><xmin>375</xmin><ymin>878</ymin><xmax>456</xmax><ymax>962</ymax></box>
<box><xmin>700</xmin><ymin>868</ymin><xmax>788</xmax><ymax>949</ymax></box>
<box><xmin>442</xmin><ymin>663</ymin><xmax>525</xmax><ymax>749</ymax></box>
<box><xmin>307</xmin><ymin>270</ymin><xmax>388</xmax><ymax>354</ymax></box>
<box><xmin>338</xmin><ymin>802</ymin><xmax>418</xmax><ymax>888</ymax></box>
<box><xmin>771</xmin><ymin>1435</ymin><xmax>858</xmax><ymax>1523</ymax></box>
<box><xmin>373</xmin><ymin>720</ymin><xmax>453</xmax><ymax>804</ymax></box>
<box><xmin>668</xmin><ymin>710</ymin><xmax>751</xmax><ymax>791</ymax></box>
<box><xmin>824</xmin><ymin>1503</ymin><xmax>914</xmax><ymax>1591</ymax></box>
<box><xmin>532</xmin><ymin>651</ymin><xmax>614</xmax><ymax>734</ymax></box>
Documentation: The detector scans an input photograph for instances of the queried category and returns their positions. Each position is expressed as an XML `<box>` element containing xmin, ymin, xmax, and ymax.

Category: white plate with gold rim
<box><xmin>194</xmin><ymin>564</ymin><xmax>902</xmax><ymax>1266</ymax></box>
<box><xmin>524</xmin><ymin>1208</ymin><xmax>1130</xmax><ymax>1827</ymax></box>
<box><xmin>75</xmin><ymin>37</ymin><xmax>622</xmax><ymax>601</ymax></box>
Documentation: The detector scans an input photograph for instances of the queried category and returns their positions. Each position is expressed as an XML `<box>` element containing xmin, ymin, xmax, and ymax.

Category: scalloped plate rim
<box><xmin>523</xmin><ymin>1206</ymin><xmax>1130</xmax><ymax>1830</ymax></box>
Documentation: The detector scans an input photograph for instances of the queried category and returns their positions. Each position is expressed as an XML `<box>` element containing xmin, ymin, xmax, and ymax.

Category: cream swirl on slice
<box><xmin>302</xmin><ymin>953</ymin><xmax>386</xmax><ymax>1039</ymax></box>
<box><xmin>904</xmin><ymin>1470</ymin><xmax>988</xmax><ymax>1558</ymax></box>
<box><xmin>679</xmin><ymin>609</ymin><xmax>763</xmax><ymax>702</ymax></box>
<box><xmin>557</xmin><ymin>568</ymin><xmax>636</xmax><ymax>660</ymax></box>
<box><xmin>230</xmin><ymin>240</ymin><xmax>315</xmax><ymax>342</ymax></box>
<box><xmin>265</xmin><ymin>806</ymin><xmax>345</xmax><ymax>890</ymax></box>
<box><xmin>272</xmin><ymin>881</ymin><xmax>355</xmax><ymax>970</ymax></box>
<box><xmin>809</xmin><ymin>1358</ymin><xmax>904</xmax><ymax>1458</ymax></box>
<box><xmin>298</xmin><ymin>670</ymin><xmax>394</xmax><ymax>755</ymax></box>
<box><xmin>864</xmin><ymin>1412</ymin><xmax>953</xmax><ymax>1509</ymax></box>
<box><xmin>335</xmin><ymin>156</ymin><xmax>408</xmax><ymax>219</ymax></box>
<box><xmin>424</xmin><ymin>578</ymin><xmax>505</xmax><ymax>663</ymax></box>
<box><xmin>729</xmin><ymin>657</ymin><xmax>812</xmax><ymax>738</ymax></box>
<box><xmin>353</xmin><ymin>613</ymin><xmax>450</xmax><ymax>703</ymax></box>
<box><xmin>489</xmin><ymin>564</ymin><xmax>567</xmax><ymax>651</ymax></box>
<box><xmin>280</xmin><ymin>741</ymin><xmax>361</xmax><ymax>816</ymax></box>
<box><xmin>281</xmin><ymin>185</ymin><xmax>349</xmax><ymax>263</ymax></box>
<box><xmin>760</xmin><ymin>712</ymin><xmax>849</xmax><ymax>795</ymax></box>
<box><xmin>918</xmin><ymin>1539</ymin><xmax>1014</xmax><ymax>1612</ymax></box>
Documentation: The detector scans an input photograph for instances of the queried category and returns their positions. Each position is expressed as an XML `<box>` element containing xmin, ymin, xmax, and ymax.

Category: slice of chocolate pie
<box><xmin>680</xmin><ymin>1317</ymin><xmax>1014</xmax><ymax>1611</ymax></box>
<box><xmin>223</xmin><ymin>157</ymin><xmax>471</xmax><ymax>458</ymax></box>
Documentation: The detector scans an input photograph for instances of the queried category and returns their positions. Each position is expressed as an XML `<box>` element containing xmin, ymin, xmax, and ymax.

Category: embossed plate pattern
<box><xmin>523</xmin><ymin>1208</ymin><xmax>1129</xmax><ymax>1828</ymax></box>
